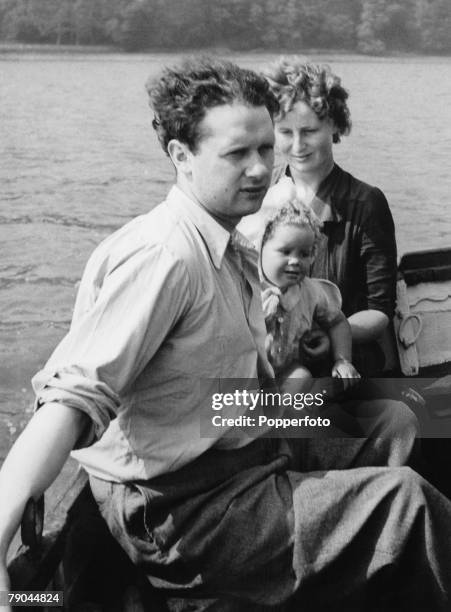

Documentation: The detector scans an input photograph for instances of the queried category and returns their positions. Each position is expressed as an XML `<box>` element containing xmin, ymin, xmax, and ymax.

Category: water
<box><xmin>1</xmin><ymin>52</ymin><xmax>451</xmax><ymax>456</ymax></box>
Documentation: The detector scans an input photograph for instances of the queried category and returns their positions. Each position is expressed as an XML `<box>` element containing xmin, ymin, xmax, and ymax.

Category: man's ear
<box><xmin>167</xmin><ymin>139</ymin><xmax>192</xmax><ymax>174</ymax></box>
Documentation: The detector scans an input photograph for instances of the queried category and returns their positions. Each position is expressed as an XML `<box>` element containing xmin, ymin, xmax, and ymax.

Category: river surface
<box><xmin>1</xmin><ymin>52</ymin><xmax>451</xmax><ymax>457</ymax></box>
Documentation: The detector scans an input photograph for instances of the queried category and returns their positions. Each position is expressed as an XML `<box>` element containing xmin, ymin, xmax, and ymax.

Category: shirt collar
<box><xmin>315</xmin><ymin>163</ymin><xmax>343</xmax><ymax>223</ymax></box>
<box><xmin>166</xmin><ymin>186</ymin><xmax>231</xmax><ymax>269</ymax></box>
<box><xmin>285</xmin><ymin>163</ymin><xmax>343</xmax><ymax>224</ymax></box>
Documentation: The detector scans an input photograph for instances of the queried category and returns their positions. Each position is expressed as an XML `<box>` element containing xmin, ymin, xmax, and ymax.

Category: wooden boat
<box><xmin>7</xmin><ymin>247</ymin><xmax>451</xmax><ymax>611</ymax></box>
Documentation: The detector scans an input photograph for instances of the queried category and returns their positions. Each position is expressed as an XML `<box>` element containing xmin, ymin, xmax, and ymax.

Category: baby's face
<box><xmin>261</xmin><ymin>223</ymin><xmax>315</xmax><ymax>290</ymax></box>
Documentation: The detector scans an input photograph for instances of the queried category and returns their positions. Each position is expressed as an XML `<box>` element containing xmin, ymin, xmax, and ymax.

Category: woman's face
<box><xmin>275</xmin><ymin>101</ymin><xmax>335</xmax><ymax>179</ymax></box>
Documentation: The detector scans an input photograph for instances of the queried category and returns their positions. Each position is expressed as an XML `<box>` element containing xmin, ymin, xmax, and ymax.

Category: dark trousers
<box><xmin>91</xmin><ymin>400</ymin><xmax>451</xmax><ymax>611</ymax></box>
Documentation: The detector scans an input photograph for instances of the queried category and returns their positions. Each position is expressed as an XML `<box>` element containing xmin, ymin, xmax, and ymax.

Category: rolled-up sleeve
<box><xmin>360</xmin><ymin>189</ymin><xmax>397</xmax><ymax>318</ymax></box>
<box><xmin>32</xmin><ymin>243</ymin><xmax>191</xmax><ymax>446</ymax></box>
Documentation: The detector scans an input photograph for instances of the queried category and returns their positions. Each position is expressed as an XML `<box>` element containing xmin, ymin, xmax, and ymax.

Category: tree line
<box><xmin>0</xmin><ymin>0</ymin><xmax>450</xmax><ymax>54</ymax></box>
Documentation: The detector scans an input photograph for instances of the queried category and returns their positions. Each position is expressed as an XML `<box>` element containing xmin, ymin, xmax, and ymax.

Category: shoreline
<box><xmin>1</xmin><ymin>42</ymin><xmax>450</xmax><ymax>59</ymax></box>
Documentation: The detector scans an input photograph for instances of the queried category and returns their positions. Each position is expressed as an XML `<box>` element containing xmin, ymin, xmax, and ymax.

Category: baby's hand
<box><xmin>331</xmin><ymin>358</ymin><xmax>361</xmax><ymax>390</ymax></box>
<box><xmin>299</xmin><ymin>329</ymin><xmax>330</xmax><ymax>363</ymax></box>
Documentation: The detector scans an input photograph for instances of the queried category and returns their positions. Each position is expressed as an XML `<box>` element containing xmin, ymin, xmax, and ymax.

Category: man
<box><xmin>1</xmin><ymin>59</ymin><xmax>451</xmax><ymax>611</ymax></box>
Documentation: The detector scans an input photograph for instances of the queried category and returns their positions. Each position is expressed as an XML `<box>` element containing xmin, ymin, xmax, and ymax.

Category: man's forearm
<box><xmin>0</xmin><ymin>403</ymin><xmax>88</xmax><ymax>561</ymax></box>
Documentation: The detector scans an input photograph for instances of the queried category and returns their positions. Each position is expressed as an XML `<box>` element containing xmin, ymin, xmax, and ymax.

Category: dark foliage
<box><xmin>0</xmin><ymin>0</ymin><xmax>450</xmax><ymax>53</ymax></box>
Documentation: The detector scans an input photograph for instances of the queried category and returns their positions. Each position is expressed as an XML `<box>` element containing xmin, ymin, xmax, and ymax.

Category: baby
<box><xmin>260</xmin><ymin>201</ymin><xmax>360</xmax><ymax>391</ymax></box>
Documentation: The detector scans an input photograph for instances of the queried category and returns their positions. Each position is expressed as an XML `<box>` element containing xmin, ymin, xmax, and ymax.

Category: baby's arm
<box><xmin>299</xmin><ymin>328</ymin><xmax>330</xmax><ymax>364</ymax></box>
<box><xmin>328</xmin><ymin>312</ymin><xmax>361</xmax><ymax>388</ymax></box>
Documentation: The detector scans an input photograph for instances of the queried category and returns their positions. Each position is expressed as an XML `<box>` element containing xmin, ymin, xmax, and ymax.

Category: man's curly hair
<box><xmin>262</xmin><ymin>57</ymin><xmax>351</xmax><ymax>143</ymax></box>
<box><xmin>146</xmin><ymin>58</ymin><xmax>279</xmax><ymax>155</ymax></box>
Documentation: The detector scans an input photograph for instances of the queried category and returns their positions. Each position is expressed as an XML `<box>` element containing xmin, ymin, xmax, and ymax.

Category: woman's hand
<box><xmin>299</xmin><ymin>328</ymin><xmax>330</xmax><ymax>363</ymax></box>
<box><xmin>332</xmin><ymin>358</ymin><xmax>361</xmax><ymax>390</ymax></box>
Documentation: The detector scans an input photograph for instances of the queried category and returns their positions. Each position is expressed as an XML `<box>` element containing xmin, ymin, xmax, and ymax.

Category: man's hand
<box><xmin>332</xmin><ymin>358</ymin><xmax>361</xmax><ymax>390</ymax></box>
<box><xmin>299</xmin><ymin>329</ymin><xmax>330</xmax><ymax>363</ymax></box>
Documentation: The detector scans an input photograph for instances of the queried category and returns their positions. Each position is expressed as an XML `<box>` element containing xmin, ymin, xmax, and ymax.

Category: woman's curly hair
<box><xmin>262</xmin><ymin>57</ymin><xmax>351</xmax><ymax>143</ymax></box>
<box><xmin>262</xmin><ymin>200</ymin><xmax>323</xmax><ymax>256</ymax></box>
<box><xmin>146</xmin><ymin>58</ymin><xmax>279</xmax><ymax>155</ymax></box>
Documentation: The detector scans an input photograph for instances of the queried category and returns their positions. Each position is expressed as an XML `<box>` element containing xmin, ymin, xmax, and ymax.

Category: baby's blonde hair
<box><xmin>261</xmin><ymin>200</ymin><xmax>322</xmax><ymax>255</ymax></box>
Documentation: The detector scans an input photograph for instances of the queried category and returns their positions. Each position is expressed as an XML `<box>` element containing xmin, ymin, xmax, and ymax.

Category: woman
<box><xmin>240</xmin><ymin>58</ymin><xmax>397</xmax><ymax>376</ymax></box>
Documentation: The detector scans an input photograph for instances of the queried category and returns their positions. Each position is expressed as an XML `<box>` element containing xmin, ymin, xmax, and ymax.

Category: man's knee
<box><xmin>355</xmin><ymin>399</ymin><xmax>419</xmax><ymax>467</ymax></box>
<box><xmin>370</xmin><ymin>399</ymin><xmax>419</xmax><ymax>444</ymax></box>
<box><xmin>393</xmin><ymin>400</ymin><xmax>419</xmax><ymax>430</ymax></box>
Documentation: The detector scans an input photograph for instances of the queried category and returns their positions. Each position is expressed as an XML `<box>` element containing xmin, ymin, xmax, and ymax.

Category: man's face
<box><xmin>184</xmin><ymin>103</ymin><xmax>275</xmax><ymax>229</ymax></box>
